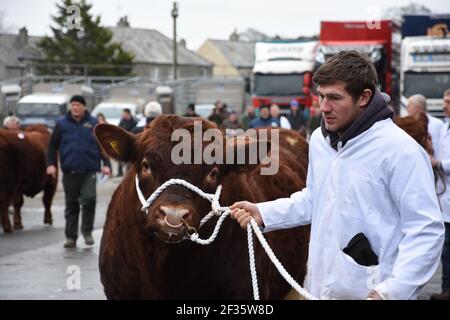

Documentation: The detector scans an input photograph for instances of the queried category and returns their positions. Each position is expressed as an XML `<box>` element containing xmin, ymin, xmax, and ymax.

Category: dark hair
<box><xmin>187</xmin><ymin>103</ymin><xmax>195</xmax><ymax>110</ymax></box>
<box><xmin>313</xmin><ymin>50</ymin><xmax>378</xmax><ymax>102</ymax></box>
<box><xmin>122</xmin><ymin>108</ymin><xmax>131</xmax><ymax>114</ymax></box>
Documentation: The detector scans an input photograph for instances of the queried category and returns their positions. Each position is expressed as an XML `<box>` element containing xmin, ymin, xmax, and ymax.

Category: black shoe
<box><xmin>64</xmin><ymin>239</ymin><xmax>76</xmax><ymax>248</ymax></box>
<box><xmin>84</xmin><ymin>234</ymin><xmax>94</xmax><ymax>245</ymax></box>
<box><xmin>430</xmin><ymin>291</ymin><xmax>450</xmax><ymax>300</ymax></box>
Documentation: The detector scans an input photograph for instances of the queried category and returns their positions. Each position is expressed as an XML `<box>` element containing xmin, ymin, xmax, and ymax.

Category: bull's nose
<box><xmin>159</xmin><ymin>205</ymin><xmax>190</xmax><ymax>228</ymax></box>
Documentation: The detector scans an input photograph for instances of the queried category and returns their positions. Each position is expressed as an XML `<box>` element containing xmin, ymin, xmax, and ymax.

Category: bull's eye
<box><xmin>208</xmin><ymin>168</ymin><xmax>218</xmax><ymax>180</ymax></box>
<box><xmin>141</xmin><ymin>159</ymin><xmax>151</xmax><ymax>173</ymax></box>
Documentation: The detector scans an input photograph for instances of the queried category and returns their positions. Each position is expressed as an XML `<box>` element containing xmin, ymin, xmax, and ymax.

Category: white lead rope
<box><xmin>135</xmin><ymin>175</ymin><xmax>318</xmax><ymax>300</ymax></box>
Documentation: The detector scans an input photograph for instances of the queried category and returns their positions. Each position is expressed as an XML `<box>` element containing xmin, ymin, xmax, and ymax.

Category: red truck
<box><xmin>251</xmin><ymin>40</ymin><xmax>317</xmax><ymax>112</ymax></box>
<box><xmin>315</xmin><ymin>20</ymin><xmax>399</xmax><ymax>99</ymax></box>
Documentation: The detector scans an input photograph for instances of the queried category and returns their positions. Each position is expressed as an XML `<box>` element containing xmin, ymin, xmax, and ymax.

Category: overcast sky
<box><xmin>1</xmin><ymin>0</ymin><xmax>449</xmax><ymax>51</ymax></box>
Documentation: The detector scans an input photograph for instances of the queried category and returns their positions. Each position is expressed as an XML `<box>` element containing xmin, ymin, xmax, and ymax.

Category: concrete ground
<box><xmin>0</xmin><ymin>172</ymin><xmax>121</xmax><ymax>300</ymax></box>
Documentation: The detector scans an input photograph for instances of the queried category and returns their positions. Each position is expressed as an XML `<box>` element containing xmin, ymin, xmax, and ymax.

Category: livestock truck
<box><xmin>400</xmin><ymin>14</ymin><xmax>450</xmax><ymax>118</ymax></box>
<box><xmin>315</xmin><ymin>20</ymin><xmax>399</xmax><ymax>107</ymax></box>
<box><xmin>252</xmin><ymin>40</ymin><xmax>317</xmax><ymax>113</ymax></box>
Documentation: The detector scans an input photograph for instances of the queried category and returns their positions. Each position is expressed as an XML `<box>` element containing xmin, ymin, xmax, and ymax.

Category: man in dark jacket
<box><xmin>46</xmin><ymin>95</ymin><xmax>111</xmax><ymax>248</ymax></box>
<box><xmin>249</xmin><ymin>104</ymin><xmax>279</xmax><ymax>128</ymax></box>
<box><xmin>287</xmin><ymin>99</ymin><xmax>306</xmax><ymax>131</ymax></box>
<box><xmin>118</xmin><ymin>108</ymin><xmax>137</xmax><ymax>132</ymax></box>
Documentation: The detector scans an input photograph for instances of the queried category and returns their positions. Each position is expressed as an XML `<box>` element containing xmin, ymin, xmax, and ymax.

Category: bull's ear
<box><xmin>94</xmin><ymin>123</ymin><xmax>136</xmax><ymax>162</ymax></box>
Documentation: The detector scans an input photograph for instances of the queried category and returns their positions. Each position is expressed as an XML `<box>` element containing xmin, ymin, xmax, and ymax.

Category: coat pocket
<box><xmin>322</xmin><ymin>250</ymin><xmax>380</xmax><ymax>300</ymax></box>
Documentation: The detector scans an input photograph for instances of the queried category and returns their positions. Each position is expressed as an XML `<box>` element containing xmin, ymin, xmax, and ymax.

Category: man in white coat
<box><xmin>407</xmin><ymin>94</ymin><xmax>443</xmax><ymax>152</ymax></box>
<box><xmin>429</xmin><ymin>88</ymin><xmax>450</xmax><ymax>300</ymax></box>
<box><xmin>230</xmin><ymin>51</ymin><xmax>445</xmax><ymax>300</ymax></box>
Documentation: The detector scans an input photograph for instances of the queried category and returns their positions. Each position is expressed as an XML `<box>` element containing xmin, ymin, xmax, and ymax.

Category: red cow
<box><xmin>0</xmin><ymin>125</ymin><xmax>57</xmax><ymax>233</ymax></box>
<box><xmin>95</xmin><ymin>115</ymin><xmax>310</xmax><ymax>299</ymax></box>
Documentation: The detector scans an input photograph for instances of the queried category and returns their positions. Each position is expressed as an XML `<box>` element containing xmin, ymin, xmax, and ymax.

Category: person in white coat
<box><xmin>230</xmin><ymin>50</ymin><xmax>445</xmax><ymax>300</ymax></box>
<box><xmin>429</xmin><ymin>88</ymin><xmax>450</xmax><ymax>300</ymax></box>
<box><xmin>407</xmin><ymin>94</ymin><xmax>443</xmax><ymax>153</ymax></box>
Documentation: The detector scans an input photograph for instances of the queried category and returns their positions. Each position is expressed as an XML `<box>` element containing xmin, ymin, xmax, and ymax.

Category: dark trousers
<box><xmin>443</xmin><ymin>222</ymin><xmax>450</xmax><ymax>291</ymax></box>
<box><xmin>62</xmin><ymin>172</ymin><xmax>97</xmax><ymax>241</ymax></box>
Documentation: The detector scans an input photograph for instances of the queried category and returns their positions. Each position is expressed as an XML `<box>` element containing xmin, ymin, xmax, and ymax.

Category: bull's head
<box><xmin>95</xmin><ymin>115</ymin><xmax>270</xmax><ymax>243</ymax></box>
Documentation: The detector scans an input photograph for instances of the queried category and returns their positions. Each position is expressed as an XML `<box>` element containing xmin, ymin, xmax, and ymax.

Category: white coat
<box><xmin>434</xmin><ymin>118</ymin><xmax>450</xmax><ymax>222</ymax></box>
<box><xmin>257</xmin><ymin>118</ymin><xmax>445</xmax><ymax>300</ymax></box>
<box><xmin>427</xmin><ymin>114</ymin><xmax>443</xmax><ymax>153</ymax></box>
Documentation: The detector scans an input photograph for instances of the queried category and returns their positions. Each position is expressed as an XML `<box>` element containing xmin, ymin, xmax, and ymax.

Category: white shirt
<box><xmin>257</xmin><ymin>119</ymin><xmax>444</xmax><ymax>300</ymax></box>
<box><xmin>433</xmin><ymin>118</ymin><xmax>450</xmax><ymax>222</ymax></box>
<box><xmin>271</xmin><ymin>116</ymin><xmax>292</xmax><ymax>130</ymax></box>
<box><xmin>427</xmin><ymin>114</ymin><xmax>443</xmax><ymax>153</ymax></box>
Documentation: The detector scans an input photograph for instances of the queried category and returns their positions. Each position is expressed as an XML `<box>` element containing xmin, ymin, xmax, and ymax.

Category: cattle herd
<box><xmin>0</xmin><ymin>115</ymin><xmax>431</xmax><ymax>299</ymax></box>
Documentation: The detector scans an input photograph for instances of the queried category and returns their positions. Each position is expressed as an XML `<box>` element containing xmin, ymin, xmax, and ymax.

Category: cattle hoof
<box><xmin>13</xmin><ymin>224</ymin><xmax>24</xmax><ymax>230</ymax></box>
<box><xmin>44</xmin><ymin>218</ymin><xmax>53</xmax><ymax>225</ymax></box>
<box><xmin>3</xmin><ymin>227</ymin><xmax>13</xmax><ymax>233</ymax></box>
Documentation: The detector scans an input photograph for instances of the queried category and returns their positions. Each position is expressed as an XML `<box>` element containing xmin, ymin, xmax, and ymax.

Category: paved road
<box><xmin>0</xmin><ymin>174</ymin><xmax>121</xmax><ymax>300</ymax></box>
<box><xmin>0</xmin><ymin>172</ymin><xmax>444</xmax><ymax>300</ymax></box>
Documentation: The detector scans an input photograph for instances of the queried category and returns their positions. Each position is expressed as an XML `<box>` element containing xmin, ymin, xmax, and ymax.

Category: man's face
<box><xmin>318</xmin><ymin>82</ymin><xmax>370</xmax><ymax>135</ymax></box>
<box><xmin>270</xmin><ymin>105</ymin><xmax>280</xmax><ymax>118</ymax></box>
<box><xmin>406</xmin><ymin>100</ymin><xmax>422</xmax><ymax>118</ymax></box>
<box><xmin>260</xmin><ymin>107</ymin><xmax>270</xmax><ymax>119</ymax></box>
<box><xmin>70</xmin><ymin>101</ymin><xmax>86</xmax><ymax>119</ymax></box>
<box><xmin>229</xmin><ymin>113</ymin><xmax>238</xmax><ymax>122</ymax></box>
<box><xmin>122</xmin><ymin>111</ymin><xmax>130</xmax><ymax>120</ymax></box>
<box><xmin>444</xmin><ymin>94</ymin><xmax>450</xmax><ymax>117</ymax></box>
<box><xmin>5</xmin><ymin>121</ymin><xmax>20</xmax><ymax>130</ymax></box>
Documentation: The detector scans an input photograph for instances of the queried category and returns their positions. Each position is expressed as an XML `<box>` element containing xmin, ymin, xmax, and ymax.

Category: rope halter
<box><xmin>134</xmin><ymin>174</ymin><xmax>318</xmax><ymax>300</ymax></box>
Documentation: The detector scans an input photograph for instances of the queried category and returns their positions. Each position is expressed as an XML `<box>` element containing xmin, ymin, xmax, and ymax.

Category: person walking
<box><xmin>46</xmin><ymin>95</ymin><xmax>111</xmax><ymax>248</ymax></box>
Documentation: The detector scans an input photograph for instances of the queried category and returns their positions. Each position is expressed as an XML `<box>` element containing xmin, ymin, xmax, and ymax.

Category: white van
<box><xmin>91</xmin><ymin>101</ymin><xmax>143</xmax><ymax>126</ymax></box>
<box><xmin>16</xmin><ymin>93</ymin><xmax>69</xmax><ymax>129</ymax></box>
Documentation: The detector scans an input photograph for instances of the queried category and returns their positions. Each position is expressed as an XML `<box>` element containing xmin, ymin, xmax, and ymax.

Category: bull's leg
<box><xmin>43</xmin><ymin>177</ymin><xmax>57</xmax><ymax>226</ymax></box>
<box><xmin>13</xmin><ymin>194</ymin><xmax>24</xmax><ymax>230</ymax></box>
<box><xmin>0</xmin><ymin>195</ymin><xmax>12</xmax><ymax>233</ymax></box>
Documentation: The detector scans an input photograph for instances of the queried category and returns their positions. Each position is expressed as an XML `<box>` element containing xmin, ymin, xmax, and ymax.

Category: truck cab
<box><xmin>400</xmin><ymin>36</ymin><xmax>450</xmax><ymax>119</ymax></box>
<box><xmin>315</xmin><ymin>21</ymin><xmax>398</xmax><ymax>100</ymax></box>
<box><xmin>252</xmin><ymin>40</ymin><xmax>317</xmax><ymax>113</ymax></box>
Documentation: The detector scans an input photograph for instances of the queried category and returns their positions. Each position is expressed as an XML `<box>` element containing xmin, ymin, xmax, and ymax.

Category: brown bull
<box><xmin>95</xmin><ymin>115</ymin><xmax>310</xmax><ymax>299</ymax></box>
<box><xmin>0</xmin><ymin>125</ymin><xmax>57</xmax><ymax>233</ymax></box>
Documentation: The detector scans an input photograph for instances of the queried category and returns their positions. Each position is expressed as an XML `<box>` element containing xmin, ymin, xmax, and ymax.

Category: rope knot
<box><xmin>190</xmin><ymin>233</ymin><xmax>199</xmax><ymax>241</ymax></box>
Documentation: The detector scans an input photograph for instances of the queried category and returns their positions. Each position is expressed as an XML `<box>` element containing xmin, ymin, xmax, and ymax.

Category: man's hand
<box><xmin>101</xmin><ymin>166</ymin><xmax>111</xmax><ymax>176</ymax></box>
<box><xmin>46</xmin><ymin>165</ymin><xmax>57</xmax><ymax>179</ymax></box>
<box><xmin>429</xmin><ymin>155</ymin><xmax>440</xmax><ymax>169</ymax></box>
<box><xmin>367</xmin><ymin>289</ymin><xmax>384</xmax><ymax>300</ymax></box>
<box><xmin>229</xmin><ymin>201</ymin><xmax>264</xmax><ymax>229</ymax></box>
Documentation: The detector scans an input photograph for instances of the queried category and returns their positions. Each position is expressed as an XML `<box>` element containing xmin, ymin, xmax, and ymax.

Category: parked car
<box><xmin>194</xmin><ymin>104</ymin><xmax>215</xmax><ymax>119</ymax></box>
<box><xmin>91</xmin><ymin>101</ymin><xmax>142</xmax><ymax>126</ymax></box>
<box><xmin>15</xmin><ymin>93</ymin><xmax>69</xmax><ymax>130</ymax></box>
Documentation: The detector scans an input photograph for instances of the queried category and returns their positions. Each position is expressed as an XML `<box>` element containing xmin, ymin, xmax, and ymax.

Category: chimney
<box><xmin>229</xmin><ymin>28</ymin><xmax>239</xmax><ymax>42</ymax></box>
<box><xmin>117</xmin><ymin>16</ymin><xmax>130</xmax><ymax>28</ymax></box>
<box><xmin>179</xmin><ymin>38</ymin><xmax>186</xmax><ymax>48</ymax></box>
<box><xmin>18</xmin><ymin>27</ymin><xmax>28</xmax><ymax>46</ymax></box>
